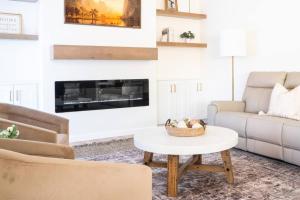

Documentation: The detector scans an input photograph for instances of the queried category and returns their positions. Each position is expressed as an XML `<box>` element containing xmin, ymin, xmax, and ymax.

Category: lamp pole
<box><xmin>231</xmin><ymin>56</ymin><xmax>235</xmax><ymax>101</ymax></box>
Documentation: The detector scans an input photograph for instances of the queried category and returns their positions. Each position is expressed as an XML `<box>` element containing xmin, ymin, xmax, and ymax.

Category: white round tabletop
<box><xmin>134</xmin><ymin>126</ymin><xmax>238</xmax><ymax>155</ymax></box>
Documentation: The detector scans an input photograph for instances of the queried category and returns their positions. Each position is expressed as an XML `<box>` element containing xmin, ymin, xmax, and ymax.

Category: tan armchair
<box><xmin>0</xmin><ymin>103</ymin><xmax>73</xmax><ymax>159</ymax></box>
<box><xmin>0</xmin><ymin>149</ymin><xmax>152</xmax><ymax>200</ymax></box>
<box><xmin>0</xmin><ymin>103</ymin><xmax>69</xmax><ymax>145</ymax></box>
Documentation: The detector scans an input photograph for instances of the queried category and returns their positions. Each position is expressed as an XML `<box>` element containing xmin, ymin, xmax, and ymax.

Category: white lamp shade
<box><xmin>220</xmin><ymin>29</ymin><xmax>247</xmax><ymax>57</ymax></box>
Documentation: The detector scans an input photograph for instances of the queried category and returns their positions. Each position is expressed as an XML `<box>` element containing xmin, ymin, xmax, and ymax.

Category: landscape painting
<box><xmin>65</xmin><ymin>0</ymin><xmax>141</xmax><ymax>28</ymax></box>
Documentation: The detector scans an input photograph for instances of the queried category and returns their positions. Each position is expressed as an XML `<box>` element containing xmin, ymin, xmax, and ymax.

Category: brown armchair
<box><xmin>0</xmin><ymin>103</ymin><xmax>69</xmax><ymax>144</ymax></box>
<box><xmin>0</xmin><ymin>103</ymin><xmax>73</xmax><ymax>159</ymax></box>
<box><xmin>0</xmin><ymin>149</ymin><xmax>152</xmax><ymax>200</ymax></box>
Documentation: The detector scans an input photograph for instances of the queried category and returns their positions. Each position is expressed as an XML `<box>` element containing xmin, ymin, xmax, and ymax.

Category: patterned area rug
<box><xmin>74</xmin><ymin>139</ymin><xmax>300</xmax><ymax>200</ymax></box>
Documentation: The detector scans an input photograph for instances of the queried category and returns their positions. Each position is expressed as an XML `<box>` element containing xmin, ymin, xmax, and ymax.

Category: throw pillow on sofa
<box><xmin>260</xmin><ymin>83</ymin><xmax>300</xmax><ymax>120</ymax></box>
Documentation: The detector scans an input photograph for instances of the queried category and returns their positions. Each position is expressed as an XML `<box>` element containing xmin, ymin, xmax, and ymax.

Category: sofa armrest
<box><xmin>0</xmin><ymin>118</ymin><xmax>58</xmax><ymax>143</ymax></box>
<box><xmin>0</xmin><ymin>139</ymin><xmax>74</xmax><ymax>159</ymax></box>
<box><xmin>207</xmin><ymin>101</ymin><xmax>245</xmax><ymax>125</ymax></box>
<box><xmin>0</xmin><ymin>149</ymin><xmax>152</xmax><ymax>200</ymax></box>
<box><xmin>210</xmin><ymin>101</ymin><xmax>245</xmax><ymax>112</ymax></box>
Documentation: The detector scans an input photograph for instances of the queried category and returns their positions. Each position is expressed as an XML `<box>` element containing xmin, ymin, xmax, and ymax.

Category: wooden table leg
<box><xmin>221</xmin><ymin>150</ymin><xmax>234</xmax><ymax>184</ymax></box>
<box><xmin>193</xmin><ymin>154</ymin><xmax>202</xmax><ymax>165</ymax></box>
<box><xmin>167</xmin><ymin>155</ymin><xmax>179</xmax><ymax>197</ymax></box>
<box><xmin>144</xmin><ymin>152</ymin><xmax>153</xmax><ymax>165</ymax></box>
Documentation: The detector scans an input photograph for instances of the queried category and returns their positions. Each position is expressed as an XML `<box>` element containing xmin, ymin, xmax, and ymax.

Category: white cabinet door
<box><xmin>187</xmin><ymin>80</ymin><xmax>204</xmax><ymax>119</ymax></box>
<box><xmin>14</xmin><ymin>84</ymin><xmax>38</xmax><ymax>109</ymax></box>
<box><xmin>0</xmin><ymin>84</ymin><xmax>14</xmax><ymax>104</ymax></box>
<box><xmin>158</xmin><ymin>81</ymin><xmax>177</xmax><ymax>124</ymax></box>
<box><xmin>158</xmin><ymin>80</ymin><xmax>205</xmax><ymax>125</ymax></box>
<box><xmin>173</xmin><ymin>81</ymin><xmax>189</xmax><ymax>120</ymax></box>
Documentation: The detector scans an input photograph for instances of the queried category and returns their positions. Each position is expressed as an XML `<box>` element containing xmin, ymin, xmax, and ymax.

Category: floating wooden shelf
<box><xmin>10</xmin><ymin>0</ymin><xmax>38</xmax><ymax>2</ymax></box>
<box><xmin>0</xmin><ymin>33</ymin><xmax>39</xmax><ymax>40</ymax></box>
<box><xmin>156</xmin><ymin>9</ymin><xmax>207</xmax><ymax>20</ymax></box>
<box><xmin>53</xmin><ymin>45</ymin><xmax>158</xmax><ymax>60</ymax></box>
<box><xmin>157</xmin><ymin>42</ymin><xmax>207</xmax><ymax>48</ymax></box>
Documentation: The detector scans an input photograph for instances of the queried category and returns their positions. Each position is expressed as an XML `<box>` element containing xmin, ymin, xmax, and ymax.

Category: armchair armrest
<box><xmin>0</xmin><ymin>139</ymin><xmax>74</xmax><ymax>159</ymax></box>
<box><xmin>0</xmin><ymin>149</ymin><xmax>152</xmax><ymax>200</ymax></box>
<box><xmin>0</xmin><ymin>118</ymin><xmax>58</xmax><ymax>143</ymax></box>
<box><xmin>0</xmin><ymin>103</ymin><xmax>69</xmax><ymax>135</ymax></box>
<box><xmin>207</xmin><ymin>101</ymin><xmax>245</xmax><ymax>125</ymax></box>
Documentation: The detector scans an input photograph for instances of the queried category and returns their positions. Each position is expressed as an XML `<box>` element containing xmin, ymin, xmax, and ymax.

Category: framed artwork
<box><xmin>165</xmin><ymin>0</ymin><xmax>178</xmax><ymax>11</ymax></box>
<box><xmin>64</xmin><ymin>0</ymin><xmax>141</xmax><ymax>29</ymax></box>
<box><xmin>0</xmin><ymin>12</ymin><xmax>22</xmax><ymax>34</ymax></box>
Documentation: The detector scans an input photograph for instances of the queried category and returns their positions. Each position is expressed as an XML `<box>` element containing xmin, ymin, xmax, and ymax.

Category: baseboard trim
<box><xmin>70</xmin><ymin>126</ymin><xmax>158</xmax><ymax>145</ymax></box>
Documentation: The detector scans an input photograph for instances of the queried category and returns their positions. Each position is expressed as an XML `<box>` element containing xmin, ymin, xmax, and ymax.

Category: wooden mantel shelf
<box><xmin>0</xmin><ymin>33</ymin><xmax>39</xmax><ymax>40</ymax></box>
<box><xmin>53</xmin><ymin>45</ymin><xmax>158</xmax><ymax>60</ymax></box>
<box><xmin>157</xmin><ymin>42</ymin><xmax>207</xmax><ymax>48</ymax></box>
<box><xmin>156</xmin><ymin>9</ymin><xmax>207</xmax><ymax>20</ymax></box>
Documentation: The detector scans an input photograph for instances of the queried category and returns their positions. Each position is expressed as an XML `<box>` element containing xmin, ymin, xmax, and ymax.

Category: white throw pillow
<box><xmin>264</xmin><ymin>83</ymin><xmax>300</xmax><ymax>120</ymax></box>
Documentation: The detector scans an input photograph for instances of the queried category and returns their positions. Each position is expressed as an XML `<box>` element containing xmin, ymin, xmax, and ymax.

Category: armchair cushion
<box><xmin>0</xmin><ymin>149</ymin><xmax>152</xmax><ymax>200</ymax></box>
<box><xmin>0</xmin><ymin>139</ymin><xmax>74</xmax><ymax>159</ymax></box>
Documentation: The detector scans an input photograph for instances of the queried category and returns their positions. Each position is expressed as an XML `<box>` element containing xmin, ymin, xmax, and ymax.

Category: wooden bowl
<box><xmin>165</xmin><ymin>126</ymin><xmax>205</xmax><ymax>137</ymax></box>
<box><xmin>165</xmin><ymin>119</ymin><xmax>206</xmax><ymax>137</ymax></box>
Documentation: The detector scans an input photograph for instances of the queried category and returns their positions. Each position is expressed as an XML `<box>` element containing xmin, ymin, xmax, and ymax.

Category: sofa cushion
<box><xmin>243</xmin><ymin>72</ymin><xmax>287</xmax><ymax>113</ymax></box>
<box><xmin>283</xmin><ymin>148</ymin><xmax>300</xmax><ymax>166</ymax></box>
<box><xmin>282</xmin><ymin>120</ymin><xmax>300</xmax><ymax>151</ymax></box>
<box><xmin>246</xmin><ymin>72</ymin><xmax>287</xmax><ymax>88</ymax></box>
<box><xmin>215</xmin><ymin>112</ymin><xmax>255</xmax><ymax>137</ymax></box>
<box><xmin>246</xmin><ymin>115</ymin><xmax>285</xmax><ymax>145</ymax></box>
<box><xmin>284</xmin><ymin>72</ymin><xmax>300</xmax><ymax>89</ymax></box>
<box><xmin>243</xmin><ymin>87</ymin><xmax>273</xmax><ymax>113</ymax></box>
<box><xmin>247</xmin><ymin>139</ymin><xmax>283</xmax><ymax>160</ymax></box>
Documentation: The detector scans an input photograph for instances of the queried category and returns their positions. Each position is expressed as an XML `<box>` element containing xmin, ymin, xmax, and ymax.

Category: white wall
<box><xmin>39</xmin><ymin>0</ymin><xmax>157</xmax><ymax>142</ymax></box>
<box><xmin>201</xmin><ymin>0</ymin><xmax>300</xmax><ymax>101</ymax></box>
<box><xmin>156</xmin><ymin>0</ymin><xmax>207</xmax><ymax>81</ymax></box>
<box><xmin>0</xmin><ymin>1</ymin><xmax>40</xmax><ymax>83</ymax></box>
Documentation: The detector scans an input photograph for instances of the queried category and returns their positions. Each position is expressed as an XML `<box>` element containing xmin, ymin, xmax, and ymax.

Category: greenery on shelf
<box><xmin>180</xmin><ymin>31</ymin><xmax>195</xmax><ymax>39</ymax></box>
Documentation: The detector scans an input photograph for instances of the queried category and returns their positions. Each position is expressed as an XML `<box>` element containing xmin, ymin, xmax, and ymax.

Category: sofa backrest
<box><xmin>242</xmin><ymin>72</ymin><xmax>287</xmax><ymax>113</ymax></box>
<box><xmin>284</xmin><ymin>72</ymin><xmax>300</xmax><ymax>89</ymax></box>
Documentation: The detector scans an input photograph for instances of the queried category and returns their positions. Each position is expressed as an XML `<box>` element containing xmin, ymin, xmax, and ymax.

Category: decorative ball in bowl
<box><xmin>165</xmin><ymin>118</ymin><xmax>206</xmax><ymax>137</ymax></box>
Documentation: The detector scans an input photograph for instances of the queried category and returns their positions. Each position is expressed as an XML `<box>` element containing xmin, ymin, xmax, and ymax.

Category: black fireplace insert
<box><xmin>55</xmin><ymin>79</ymin><xmax>149</xmax><ymax>113</ymax></box>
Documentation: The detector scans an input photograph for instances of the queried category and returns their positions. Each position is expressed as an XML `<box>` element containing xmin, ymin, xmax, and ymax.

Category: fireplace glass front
<box><xmin>55</xmin><ymin>79</ymin><xmax>149</xmax><ymax>113</ymax></box>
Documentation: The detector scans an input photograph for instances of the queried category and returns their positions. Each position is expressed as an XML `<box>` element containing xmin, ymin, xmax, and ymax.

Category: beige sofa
<box><xmin>208</xmin><ymin>72</ymin><xmax>300</xmax><ymax>166</ymax></box>
<box><xmin>0</xmin><ymin>149</ymin><xmax>152</xmax><ymax>200</ymax></box>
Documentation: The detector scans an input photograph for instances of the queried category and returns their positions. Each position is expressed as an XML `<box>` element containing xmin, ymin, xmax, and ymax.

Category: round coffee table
<box><xmin>134</xmin><ymin>126</ymin><xmax>238</xmax><ymax>197</ymax></box>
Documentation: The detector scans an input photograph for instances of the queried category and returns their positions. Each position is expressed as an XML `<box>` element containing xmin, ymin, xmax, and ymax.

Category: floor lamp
<box><xmin>220</xmin><ymin>29</ymin><xmax>246</xmax><ymax>101</ymax></box>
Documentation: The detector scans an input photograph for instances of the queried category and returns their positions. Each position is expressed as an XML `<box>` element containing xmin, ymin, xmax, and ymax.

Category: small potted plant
<box><xmin>180</xmin><ymin>31</ymin><xmax>195</xmax><ymax>43</ymax></box>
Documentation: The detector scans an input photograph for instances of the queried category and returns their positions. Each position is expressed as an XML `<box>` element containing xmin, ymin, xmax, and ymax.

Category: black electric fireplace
<box><xmin>55</xmin><ymin>79</ymin><xmax>149</xmax><ymax>113</ymax></box>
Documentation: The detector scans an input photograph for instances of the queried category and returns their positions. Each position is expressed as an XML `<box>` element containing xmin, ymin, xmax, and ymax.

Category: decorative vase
<box><xmin>184</xmin><ymin>38</ymin><xmax>191</xmax><ymax>43</ymax></box>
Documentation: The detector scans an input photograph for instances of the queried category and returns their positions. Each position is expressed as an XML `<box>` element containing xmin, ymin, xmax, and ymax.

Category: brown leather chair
<box><xmin>0</xmin><ymin>103</ymin><xmax>74</xmax><ymax>159</ymax></box>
